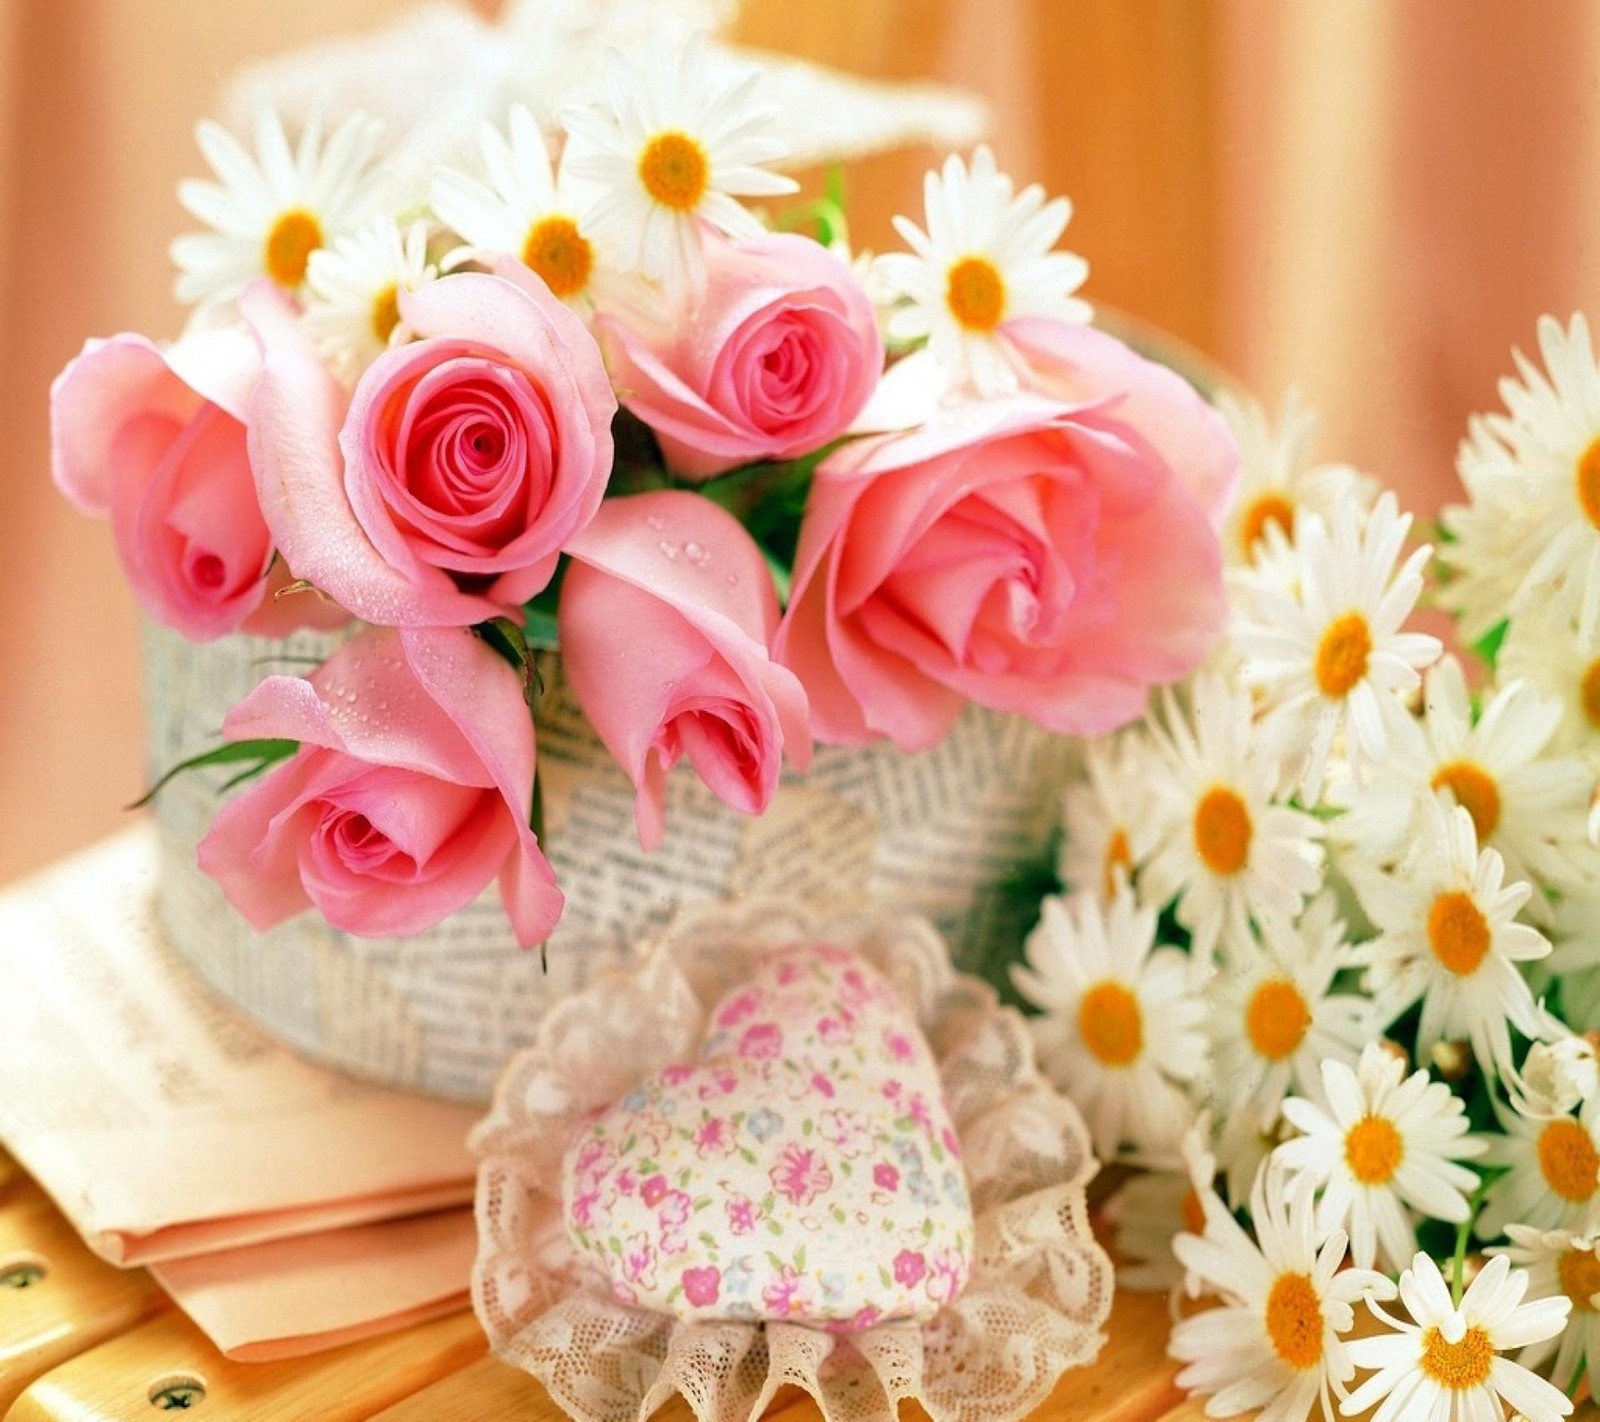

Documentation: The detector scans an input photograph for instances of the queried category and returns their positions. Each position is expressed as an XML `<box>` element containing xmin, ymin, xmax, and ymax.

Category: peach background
<box><xmin>4</xmin><ymin>0</ymin><xmax>1600</xmax><ymax>883</ymax></box>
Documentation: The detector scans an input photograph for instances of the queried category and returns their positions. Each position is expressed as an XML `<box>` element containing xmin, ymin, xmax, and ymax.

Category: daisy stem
<box><xmin>1449</xmin><ymin>1178</ymin><xmax>1491</xmax><ymax>1307</ymax></box>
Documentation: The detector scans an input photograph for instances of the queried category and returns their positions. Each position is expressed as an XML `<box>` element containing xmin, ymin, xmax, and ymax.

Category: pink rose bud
<box><xmin>600</xmin><ymin>232</ymin><xmax>882</xmax><ymax>480</ymax></box>
<box><xmin>50</xmin><ymin>317</ymin><xmax>328</xmax><ymax>640</ymax></box>
<box><xmin>251</xmin><ymin>261</ymin><xmax>616</xmax><ymax>627</ymax></box>
<box><xmin>558</xmin><ymin>490</ymin><xmax>812</xmax><ymax>849</ymax></box>
<box><xmin>197</xmin><ymin>625</ymin><xmax>562</xmax><ymax>947</ymax></box>
<box><xmin>773</xmin><ymin>333</ymin><xmax>1237</xmax><ymax>750</ymax></box>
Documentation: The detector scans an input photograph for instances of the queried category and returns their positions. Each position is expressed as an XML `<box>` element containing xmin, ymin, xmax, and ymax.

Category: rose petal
<box><xmin>247</xmin><ymin>311</ymin><xmax>502</xmax><ymax>628</ymax></box>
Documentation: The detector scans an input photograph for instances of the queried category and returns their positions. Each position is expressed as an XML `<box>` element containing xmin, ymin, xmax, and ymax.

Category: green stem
<box><xmin>1450</xmin><ymin>1179</ymin><xmax>1491</xmax><ymax>1307</ymax></box>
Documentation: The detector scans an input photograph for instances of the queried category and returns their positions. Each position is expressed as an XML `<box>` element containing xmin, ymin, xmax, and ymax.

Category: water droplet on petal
<box><xmin>658</xmin><ymin>540</ymin><xmax>679</xmax><ymax>560</ymax></box>
<box><xmin>645</xmin><ymin>515</ymin><xmax>665</xmax><ymax>531</ymax></box>
<box><xmin>684</xmin><ymin>541</ymin><xmax>709</xmax><ymax>566</ymax></box>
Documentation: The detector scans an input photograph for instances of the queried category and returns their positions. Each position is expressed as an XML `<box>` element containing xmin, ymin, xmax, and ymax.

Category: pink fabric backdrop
<box><xmin>5</xmin><ymin>0</ymin><xmax>1599</xmax><ymax>881</ymax></box>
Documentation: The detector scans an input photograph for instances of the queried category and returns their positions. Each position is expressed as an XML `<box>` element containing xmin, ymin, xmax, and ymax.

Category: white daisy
<box><xmin>1333</xmin><ymin>656</ymin><xmax>1597</xmax><ymax>917</ymax></box>
<box><xmin>1508</xmin><ymin>1035</ymin><xmax>1600</xmax><ymax>1120</ymax></box>
<box><xmin>303</xmin><ymin>217</ymin><xmax>436</xmax><ymax>382</ymax></box>
<box><xmin>1342</xmin><ymin>1251</ymin><xmax>1572</xmax><ymax>1422</ymax></box>
<box><xmin>1057</xmin><ymin>730</ymin><xmax>1161</xmax><ymax>905</ymax></box>
<box><xmin>1208</xmin><ymin>893</ymin><xmax>1374</xmax><ymax>1131</ymax></box>
<box><xmin>1440</xmin><ymin>312</ymin><xmax>1600</xmax><ymax>648</ymax></box>
<box><xmin>1106</xmin><ymin>1113</ymin><xmax>1217</xmax><ymax>1293</ymax></box>
<box><xmin>1533</xmin><ymin>887</ymin><xmax>1600</xmax><ymax>1012</ymax></box>
<box><xmin>1012</xmin><ymin>889</ymin><xmax>1207</xmax><ymax>1160</ymax></box>
<box><xmin>430</xmin><ymin>104</ymin><xmax>621</xmax><ymax>313</ymax></box>
<box><xmin>1357</xmin><ymin>798</ymin><xmax>1551</xmax><ymax>1076</ymax></box>
<box><xmin>1476</xmin><ymin>1093</ymin><xmax>1600</xmax><ymax>1239</ymax></box>
<box><xmin>1276</xmin><ymin>1042</ymin><xmax>1484</xmax><ymax>1271</ymax></box>
<box><xmin>1437</xmin><ymin>409</ymin><xmax>1544</xmax><ymax>645</ymax></box>
<box><xmin>1216</xmin><ymin>389</ymin><xmax>1379</xmax><ymax>567</ymax></box>
<box><xmin>1491</xmin><ymin>1224</ymin><xmax>1600</xmax><ymax>1393</ymax></box>
<box><xmin>559</xmin><ymin>39</ymin><xmax>798</xmax><ymax>299</ymax></box>
<box><xmin>1169</xmin><ymin>1161</ymin><xmax>1393</xmax><ymax>1422</ymax></box>
<box><xmin>1232</xmin><ymin>492</ymin><xmax>1442</xmax><ymax>801</ymax></box>
<box><xmin>1216</xmin><ymin>1107</ymin><xmax>1295</xmax><ymax>1212</ymax></box>
<box><xmin>171</xmin><ymin>106</ymin><xmax>386</xmax><ymax>311</ymax></box>
<box><xmin>872</xmin><ymin>145</ymin><xmax>1090</xmax><ymax>398</ymax></box>
<box><xmin>1499</xmin><ymin>598</ymin><xmax>1600</xmax><ymax>775</ymax></box>
<box><xmin>1141</xmin><ymin>673</ymin><xmax>1325</xmax><ymax>972</ymax></box>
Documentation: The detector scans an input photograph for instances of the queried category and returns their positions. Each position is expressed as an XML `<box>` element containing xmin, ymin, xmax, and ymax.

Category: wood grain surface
<box><xmin>4</xmin><ymin>1146</ymin><xmax>1590</xmax><ymax>1422</ymax></box>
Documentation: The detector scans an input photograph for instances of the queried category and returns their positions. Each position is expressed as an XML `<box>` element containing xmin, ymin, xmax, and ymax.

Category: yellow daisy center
<box><xmin>369</xmin><ymin>282</ymin><xmax>401</xmax><ymax>345</ymax></box>
<box><xmin>945</xmin><ymin>255</ymin><xmax>1007</xmax><ymax>332</ymax></box>
<box><xmin>1193</xmin><ymin>786</ymin><xmax>1252</xmax><ymax>876</ymax></box>
<box><xmin>1101</xmin><ymin>828</ymin><xmax>1132</xmax><ymax>900</ymax></box>
<box><xmin>1538</xmin><ymin>1118</ymin><xmax>1600</xmax><ymax>1203</ymax></box>
<box><xmin>1430</xmin><ymin>761</ymin><xmax>1501</xmax><ymax>841</ymax></box>
<box><xmin>1314</xmin><ymin>611</ymin><xmax>1372</xmax><ymax>698</ymax></box>
<box><xmin>263</xmin><ymin>208</ymin><xmax>323</xmax><ymax>288</ymax></box>
<box><xmin>1180</xmin><ymin>1186</ymin><xmax>1206</xmax><ymax>1236</ymax></box>
<box><xmin>522</xmin><ymin>215</ymin><xmax>594</xmax><ymax>299</ymax></box>
<box><xmin>1246</xmin><ymin>978</ymin><xmax>1312</xmax><ymax>1062</ymax></box>
<box><xmin>1344</xmin><ymin>1114</ymin><xmax>1402</xmax><ymax>1185</ymax></box>
<box><xmin>638</xmin><ymin>132</ymin><xmax>709</xmax><ymax>212</ymax></box>
<box><xmin>1419</xmin><ymin>1325</ymin><xmax>1495</xmax><ymax>1390</ymax></box>
<box><xmin>1239</xmin><ymin>492</ymin><xmax>1296</xmax><ymax>560</ymax></box>
<box><xmin>1264</xmin><ymin>1271</ymin><xmax>1324</xmax><ymax>1370</ymax></box>
<box><xmin>1078</xmin><ymin>981</ymin><xmax>1143</xmax><ymax>1067</ymax></box>
<box><xmin>1578</xmin><ymin>437</ymin><xmax>1600</xmax><ymax>530</ymax></box>
<box><xmin>1427</xmin><ymin>891</ymin><xmax>1491</xmax><ymax>977</ymax></box>
<box><xmin>1560</xmin><ymin>1248</ymin><xmax>1600</xmax><ymax>1311</ymax></box>
<box><xmin>1581</xmin><ymin>657</ymin><xmax>1600</xmax><ymax>730</ymax></box>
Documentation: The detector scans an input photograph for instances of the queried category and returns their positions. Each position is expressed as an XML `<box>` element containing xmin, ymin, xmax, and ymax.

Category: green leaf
<box><xmin>794</xmin><ymin>1244</ymin><xmax>807</xmax><ymax>1272</ymax></box>
<box><xmin>129</xmin><ymin>738</ymin><xmax>299</xmax><ymax>810</ymax></box>
<box><xmin>1472</xmin><ymin>619</ymin><xmax>1509</xmax><ymax>672</ymax></box>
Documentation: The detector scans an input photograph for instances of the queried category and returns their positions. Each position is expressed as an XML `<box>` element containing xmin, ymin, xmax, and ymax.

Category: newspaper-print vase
<box><xmin>143</xmin><ymin>622</ymin><xmax>1070</xmax><ymax>1101</ymax></box>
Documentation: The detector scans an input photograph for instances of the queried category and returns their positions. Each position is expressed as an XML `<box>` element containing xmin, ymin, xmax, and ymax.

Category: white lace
<box><xmin>472</xmin><ymin>902</ymin><xmax>1111</xmax><ymax>1422</ymax></box>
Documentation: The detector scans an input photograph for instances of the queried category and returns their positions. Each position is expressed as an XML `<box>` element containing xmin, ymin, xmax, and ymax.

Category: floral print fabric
<box><xmin>560</xmin><ymin>943</ymin><xmax>975</xmax><ymax>1327</ymax></box>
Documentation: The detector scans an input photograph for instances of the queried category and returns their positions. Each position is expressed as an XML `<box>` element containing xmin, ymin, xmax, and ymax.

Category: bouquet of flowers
<box><xmin>1012</xmin><ymin>354</ymin><xmax>1600</xmax><ymax>1420</ymax></box>
<box><xmin>48</xmin><ymin>42</ymin><xmax>1236</xmax><ymax>952</ymax></box>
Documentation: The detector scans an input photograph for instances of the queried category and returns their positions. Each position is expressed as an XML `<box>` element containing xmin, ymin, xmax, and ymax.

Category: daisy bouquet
<box><xmin>48</xmin><ymin>43</ymin><xmax>1235</xmax><ymax>952</ymax></box>
<box><xmin>1013</xmin><ymin>350</ymin><xmax>1600</xmax><ymax>1421</ymax></box>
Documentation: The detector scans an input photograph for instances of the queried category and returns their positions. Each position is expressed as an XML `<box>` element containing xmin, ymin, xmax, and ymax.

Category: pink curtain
<box><xmin>6</xmin><ymin>0</ymin><xmax>1600</xmax><ymax>880</ymax></box>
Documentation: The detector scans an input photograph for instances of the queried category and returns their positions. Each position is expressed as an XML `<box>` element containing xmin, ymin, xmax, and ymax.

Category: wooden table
<box><xmin>1</xmin><ymin>1148</ymin><xmax>1591</xmax><ymax>1421</ymax></box>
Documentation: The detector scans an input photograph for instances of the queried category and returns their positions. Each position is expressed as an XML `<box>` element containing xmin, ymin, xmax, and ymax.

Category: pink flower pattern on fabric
<box><xmin>559</xmin><ymin>946</ymin><xmax>974</xmax><ymax>1327</ymax></box>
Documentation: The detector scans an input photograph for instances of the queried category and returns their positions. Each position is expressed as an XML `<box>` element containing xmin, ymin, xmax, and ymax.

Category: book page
<box><xmin>0</xmin><ymin>828</ymin><xmax>479</xmax><ymax>1265</ymax></box>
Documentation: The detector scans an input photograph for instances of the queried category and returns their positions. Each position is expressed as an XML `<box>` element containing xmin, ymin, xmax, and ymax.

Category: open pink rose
<box><xmin>197</xmin><ymin>625</ymin><xmax>562</xmax><ymax>946</ymax></box>
<box><xmin>50</xmin><ymin>321</ymin><xmax>312</xmax><ymax>640</ymax></box>
<box><xmin>773</xmin><ymin>341</ymin><xmax>1236</xmax><ymax>749</ymax></box>
<box><xmin>558</xmin><ymin>490</ymin><xmax>812</xmax><ymax>849</ymax></box>
<box><xmin>600</xmin><ymin>232</ymin><xmax>881</xmax><ymax>480</ymax></box>
<box><xmin>251</xmin><ymin>261</ymin><xmax>616</xmax><ymax>626</ymax></box>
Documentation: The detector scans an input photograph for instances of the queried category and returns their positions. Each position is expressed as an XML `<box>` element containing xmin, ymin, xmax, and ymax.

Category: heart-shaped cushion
<box><xmin>560</xmin><ymin>943</ymin><xmax>975</xmax><ymax>1329</ymax></box>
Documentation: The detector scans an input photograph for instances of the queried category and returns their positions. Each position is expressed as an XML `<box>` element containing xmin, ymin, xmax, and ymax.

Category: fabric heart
<box><xmin>560</xmin><ymin>943</ymin><xmax>975</xmax><ymax>1329</ymax></box>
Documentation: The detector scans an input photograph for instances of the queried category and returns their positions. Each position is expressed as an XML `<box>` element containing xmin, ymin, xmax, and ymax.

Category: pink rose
<box><xmin>558</xmin><ymin>490</ymin><xmax>812</xmax><ymax>849</ymax></box>
<box><xmin>600</xmin><ymin>232</ymin><xmax>882</xmax><ymax>479</ymax></box>
<box><xmin>196</xmin><ymin>625</ymin><xmax>562</xmax><ymax>946</ymax></box>
<box><xmin>251</xmin><ymin>262</ymin><xmax>616</xmax><ymax>626</ymax></box>
<box><xmin>50</xmin><ymin>319</ymin><xmax>330</xmax><ymax>640</ymax></box>
<box><xmin>772</xmin><ymin>337</ymin><xmax>1236</xmax><ymax>749</ymax></box>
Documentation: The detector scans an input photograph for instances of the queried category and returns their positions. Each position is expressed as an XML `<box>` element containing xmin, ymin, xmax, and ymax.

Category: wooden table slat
<box><xmin>5</xmin><ymin>1307</ymin><xmax>485</xmax><ymax>1422</ymax></box>
<box><xmin>0</xmin><ymin>1186</ymin><xmax>168</xmax><ymax>1415</ymax></box>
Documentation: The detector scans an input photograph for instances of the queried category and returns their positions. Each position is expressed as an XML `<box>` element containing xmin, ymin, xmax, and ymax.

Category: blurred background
<box><xmin>4</xmin><ymin>0</ymin><xmax>1600</xmax><ymax>883</ymax></box>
